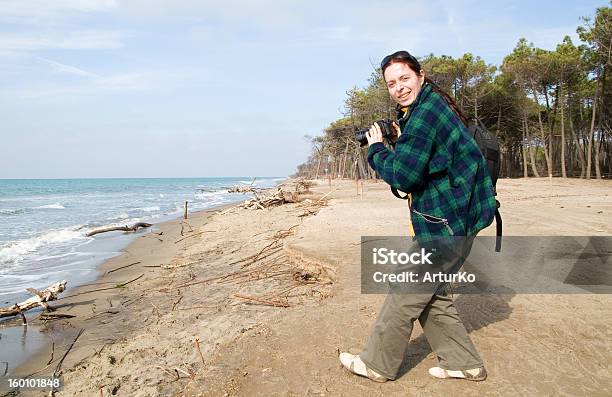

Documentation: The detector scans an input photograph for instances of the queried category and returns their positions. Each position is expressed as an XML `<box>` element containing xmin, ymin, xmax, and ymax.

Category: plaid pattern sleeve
<box><xmin>366</xmin><ymin>132</ymin><xmax>434</xmax><ymax>192</ymax></box>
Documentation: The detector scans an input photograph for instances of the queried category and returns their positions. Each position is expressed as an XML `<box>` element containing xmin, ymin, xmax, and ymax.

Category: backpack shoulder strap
<box><xmin>391</xmin><ymin>187</ymin><xmax>409</xmax><ymax>200</ymax></box>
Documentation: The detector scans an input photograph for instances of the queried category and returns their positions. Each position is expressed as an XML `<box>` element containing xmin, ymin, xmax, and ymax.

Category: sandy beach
<box><xmin>4</xmin><ymin>177</ymin><xmax>612</xmax><ymax>396</ymax></box>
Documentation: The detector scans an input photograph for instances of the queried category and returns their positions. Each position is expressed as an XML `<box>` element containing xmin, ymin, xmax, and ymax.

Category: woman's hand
<box><xmin>392</xmin><ymin>121</ymin><xmax>401</xmax><ymax>138</ymax></box>
<box><xmin>366</xmin><ymin>122</ymin><xmax>383</xmax><ymax>146</ymax></box>
<box><xmin>366</xmin><ymin>121</ymin><xmax>401</xmax><ymax>146</ymax></box>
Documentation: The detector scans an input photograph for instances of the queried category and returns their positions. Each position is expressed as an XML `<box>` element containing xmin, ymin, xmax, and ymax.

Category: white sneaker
<box><xmin>428</xmin><ymin>366</ymin><xmax>487</xmax><ymax>381</ymax></box>
<box><xmin>339</xmin><ymin>353</ymin><xmax>388</xmax><ymax>383</ymax></box>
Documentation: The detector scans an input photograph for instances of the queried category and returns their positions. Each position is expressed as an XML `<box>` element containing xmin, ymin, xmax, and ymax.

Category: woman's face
<box><xmin>383</xmin><ymin>62</ymin><xmax>425</xmax><ymax>107</ymax></box>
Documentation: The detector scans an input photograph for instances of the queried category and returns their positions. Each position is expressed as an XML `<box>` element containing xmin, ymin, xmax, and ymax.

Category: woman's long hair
<box><xmin>381</xmin><ymin>51</ymin><xmax>469</xmax><ymax>127</ymax></box>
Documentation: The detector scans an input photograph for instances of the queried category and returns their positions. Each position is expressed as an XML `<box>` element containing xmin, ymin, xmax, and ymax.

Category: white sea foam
<box><xmin>194</xmin><ymin>190</ymin><xmax>227</xmax><ymax>200</ymax></box>
<box><xmin>36</xmin><ymin>202</ymin><xmax>66</xmax><ymax>209</ymax></box>
<box><xmin>0</xmin><ymin>228</ymin><xmax>88</xmax><ymax>266</ymax></box>
<box><xmin>137</xmin><ymin>206</ymin><xmax>160</xmax><ymax>212</ymax></box>
<box><xmin>0</xmin><ymin>208</ymin><xmax>26</xmax><ymax>215</ymax></box>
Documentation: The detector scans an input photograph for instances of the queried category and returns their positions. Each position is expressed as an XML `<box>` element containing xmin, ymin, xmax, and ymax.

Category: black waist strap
<box><xmin>495</xmin><ymin>200</ymin><xmax>502</xmax><ymax>252</ymax></box>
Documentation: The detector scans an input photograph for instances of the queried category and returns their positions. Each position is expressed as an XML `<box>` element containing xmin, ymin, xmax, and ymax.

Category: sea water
<box><xmin>0</xmin><ymin>177</ymin><xmax>282</xmax><ymax>306</ymax></box>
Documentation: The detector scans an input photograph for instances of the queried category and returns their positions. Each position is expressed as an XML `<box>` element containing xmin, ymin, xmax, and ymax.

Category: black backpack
<box><xmin>391</xmin><ymin>119</ymin><xmax>503</xmax><ymax>251</ymax></box>
<box><xmin>468</xmin><ymin>120</ymin><xmax>502</xmax><ymax>252</ymax></box>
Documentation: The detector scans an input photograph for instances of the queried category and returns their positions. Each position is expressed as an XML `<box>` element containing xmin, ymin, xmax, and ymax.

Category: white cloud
<box><xmin>0</xmin><ymin>67</ymin><xmax>155</xmax><ymax>100</ymax></box>
<box><xmin>35</xmin><ymin>57</ymin><xmax>100</xmax><ymax>78</ymax></box>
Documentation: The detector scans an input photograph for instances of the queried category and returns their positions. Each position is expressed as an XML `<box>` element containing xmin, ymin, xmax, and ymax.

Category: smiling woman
<box><xmin>382</xmin><ymin>62</ymin><xmax>425</xmax><ymax>107</ymax></box>
<box><xmin>340</xmin><ymin>50</ymin><xmax>497</xmax><ymax>383</ymax></box>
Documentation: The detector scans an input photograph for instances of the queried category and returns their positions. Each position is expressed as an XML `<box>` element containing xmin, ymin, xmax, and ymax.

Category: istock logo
<box><xmin>372</xmin><ymin>247</ymin><xmax>433</xmax><ymax>265</ymax></box>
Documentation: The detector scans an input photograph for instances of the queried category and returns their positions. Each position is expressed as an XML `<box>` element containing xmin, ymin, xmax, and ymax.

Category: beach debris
<box><xmin>53</xmin><ymin>328</ymin><xmax>85</xmax><ymax>377</ymax></box>
<box><xmin>267</xmin><ymin>224</ymin><xmax>300</xmax><ymax>240</ymax></box>
<box><xmin>179</xmin><ymin>202</ymin><xmax>194</xmax><ymax>236</ymax></box>
<box><xmin>296</xmin><ymin>197</ymin><xmax>329</xmax><ymax>218</ymax></box>
<box><xmin>294</xmin><ymin>178</ymin><xmax>315</xmax><ymax>193</ymax></box>
<box><xmin>227</xmin><ymin>177</ymin><xmax>258</xmax><ymax>193</ymax></box>
<box><xmin>106</xmin><ymin>261</ymin><xmax>141</xmax><ymax>275</ymax></box>
<box><xmin>227</xmin><ymin>185</ymin><xmax>263</xmax><ymax>193</ymax></box>
<box><xmin>219</xmin><ymin>186</ymin><xmax>304</xmax><ymax>215</ymax></box>
<box><xmin>161</xmin><ymin>260</ymin><xmax>201</xmax><ymax>269</ymax></box>
<box><xmin>234</xmin><ymin>294</ymin><xmax>291</xmax><ymax>308</ymax></box>
<box><xmin>61</xmin><ymin>274</ymin><xmax>144</xmax><ymax>299</ymax></box>
<box><xmin>86</xmin><ymin>222</ymin><xmax>153</xmax><ymax>237</ymax></box>
<box><xmin>174</xmin><ymin>229</ymin><xmax>216</xmax><ymax>244</ymax></box>
<box><xmin>0</xmin><ymin>280</ymin><xmax>67</xmax><ymax>321</ymax></box>
<box><xmin>85</xmin><ymin>309</ymin><xmax>120</xmax><ymax>320</ymax></box>
<box><xmin>238</xmin><ymin>187</ymin><xmax>301</xmax><ymax>210</ymax></box>
<box><xmin>156</xmin><ymin>365</ymin><xmax>194</xmax><ymax>381</ymax></box>
<box><xmin>195</xmin><ymin>338</ymin><xmax>205</xmax><ymax>367</ymax></box>
<box><xmin>38</xmin><ymin>312</ymin><xmax>76</xmax><ymax>321</ymax></box>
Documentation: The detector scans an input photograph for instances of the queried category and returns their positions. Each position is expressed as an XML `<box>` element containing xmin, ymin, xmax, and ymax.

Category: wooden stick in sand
<box><xmin>195</xmin><ymin>338</ymin><xmax>205</xmax><ymax>367</ymax></box>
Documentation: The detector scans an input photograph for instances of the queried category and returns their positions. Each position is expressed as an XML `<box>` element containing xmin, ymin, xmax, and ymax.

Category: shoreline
<box><xmin>3</xmin><ymin>177</ymin><xmax>612</xmax><ymax>396</ymax></box>
<box><xmin>2</xmin><ymin>199</ymin><xmax>238</xmax><ymax>380</ymax></box>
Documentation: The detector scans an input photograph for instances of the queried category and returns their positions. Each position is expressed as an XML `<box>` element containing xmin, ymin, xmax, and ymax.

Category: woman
<box><xmin>339</xmin><ymin>51</ymin><xmax>497</xmax><ymax>383</ymax></box>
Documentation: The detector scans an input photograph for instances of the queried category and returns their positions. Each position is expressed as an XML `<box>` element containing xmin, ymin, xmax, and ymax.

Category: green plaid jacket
<box><xmin>367</xmin><ymin>83</ymin><xmax>496</xmax><ymax>238</ymax></box>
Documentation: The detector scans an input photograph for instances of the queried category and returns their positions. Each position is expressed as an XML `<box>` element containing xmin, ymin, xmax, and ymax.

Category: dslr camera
<box><xmin>355</xmin><ymin>119</ymin><xmax>398</xmax><ymax>147</ymax></box>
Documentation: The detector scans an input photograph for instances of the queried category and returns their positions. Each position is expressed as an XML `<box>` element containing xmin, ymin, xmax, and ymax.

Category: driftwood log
<box><xmin>86</xmin><ymin>222</ymin><xmax>153</xmax><ymax>237</ymax></box>
<box><xmin>0</xmin><ymin>280</ymin><xmax>67</xmax><ymax>319</ymax></box>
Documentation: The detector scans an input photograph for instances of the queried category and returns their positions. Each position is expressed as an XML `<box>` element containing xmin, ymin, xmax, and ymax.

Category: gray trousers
<box><xmin>360</xmin><ymin>237</ymin><xmax>483</xmax><ymax>380</ymax></box>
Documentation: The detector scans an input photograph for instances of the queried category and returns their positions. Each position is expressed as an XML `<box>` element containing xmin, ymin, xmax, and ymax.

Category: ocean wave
<box><xmin>0</xmin><ymin>208</ymin><xmax>27</xmax><ymax>216</ymax></box>
<box><xmin>194</xmin><ymin>190</ymin><xmax>228</xmax><ymax>200</ymax></box>
<box><xmin>136</xmin><ymin>206</ymin><xmax>160</xmax><ymax>212</ymax></box>
<box><xmin>0</xmin><ymin>228</ymin><xmax>89</xmax><ymax>266</ymax></box>
<box><xmin>35</xmin><ymin>202</ymin><xmax>66</xmax><ymax>209</ymax></box>
<box><xmin>109</xmin><ymin>212</ymin><xmax>130</xmax><ymax>220</ymax></box>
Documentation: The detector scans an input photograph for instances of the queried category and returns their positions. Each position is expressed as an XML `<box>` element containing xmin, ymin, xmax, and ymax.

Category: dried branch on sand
<box><xmin>0</xmin><ymin>281</ymin><xmax>67</xmax><ymax>319</ymax></box>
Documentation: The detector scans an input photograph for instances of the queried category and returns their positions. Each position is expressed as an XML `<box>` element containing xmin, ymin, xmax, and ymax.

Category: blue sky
<box><xmin>0</xmin><ymin>0</ymin><xmax>607</xmax><ymax>178</ymax></box>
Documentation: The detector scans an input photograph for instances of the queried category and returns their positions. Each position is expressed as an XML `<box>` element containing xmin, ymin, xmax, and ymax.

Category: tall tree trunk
<box><xmin>595</xmin><ymin>135</ymin><xmax>603</xmax><ymax>179</ymax></box>
<box><xmin>528</xmin><ymin>145</ymin><xmax>540</xmax><ymax>177</ymax></box>
<box><xmin>523</xmin><ymin>113</ymin><xmax>539</xmax><ymax>177</ymax></box>
<box><xmin>496</xmin><ymin>106</ymin><xmax>503</xmax><ymax>176</ymax></box>
<box><xmin>521</xmin><ymin>143</ymin><xmax>529</xmax><ymax>178</ymax></box>
<box><xmin>596</xmin><ymin>66</ymin><xmax>608</xmax><ymax>179</ymax></box>
<box><xmin>341</xmin><ymin>139</ymin><xmax>350</xmax><ymax>178</ymax></box>
<box><xmin>521</xmin><ymin>115</ymin><xmax>530</xmax><ymax>177</ymax></box>
<box><xmin>356</xmin><ymin>148</ymin><xmax>366</xmax><ymax>179</ymax></box>
<box><xmin>586</xmin><ymin>78</ymin><xmax>599</xmax><ymax>180</ymax></box>
<box><xmin>536</xmin><ymin>107</ymin><xmax>553</xmax><ymax>178</ymax></box>
<box><xmin>314</xmin><ymin>152</ymin><xmax>322</xmax><ymax>180</ymax></box>
<box><xmin>530</xmin><ymin>85</ymin><xmax>553</xmax><ymax>178</ymax></box>
<box><xmin>568</xmin><ymin>103</ymin><xmax>586</xmax><ymax>178</ymax></box>
<box><xmin>560</xmin><ymin>84</ymin><xmax>567</xmax><ymax>178</ymax></box>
